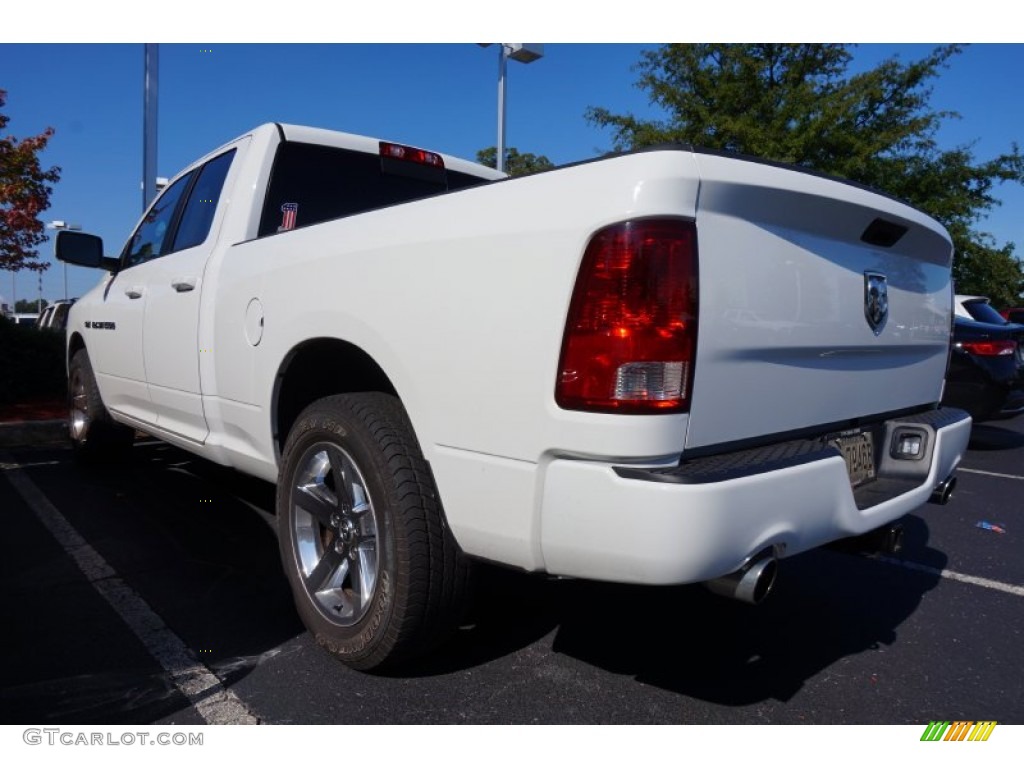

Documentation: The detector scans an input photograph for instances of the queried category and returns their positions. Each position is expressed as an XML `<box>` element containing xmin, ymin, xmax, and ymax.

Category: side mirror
<box><xmin>55</xmin><ymin>230</ymin><xmax>119</xmax><ymax>272</ymax></box>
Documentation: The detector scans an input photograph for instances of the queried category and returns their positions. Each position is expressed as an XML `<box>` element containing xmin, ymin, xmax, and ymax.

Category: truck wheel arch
<box><xmin>67</xmin><ymin>331</ymin><xmax>86</xmax><ymax>368</ymax></box>
<box><xmin>272</xmin><ymin>337</ymin><xmax>400</xmax><ymax>460</ymax></box>
<box><xmin>68</xmin><ymin>347</ymin><xmax>135</xmax><ymax>461</ymax></box>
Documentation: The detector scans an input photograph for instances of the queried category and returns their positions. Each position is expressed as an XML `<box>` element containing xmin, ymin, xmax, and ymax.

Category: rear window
<box><xmin>258</xmin><ymin>142</ymin><xmax>488</xmax><ymax>237</ymax></box>
<box><xmin>1006</xmin><ymin>309</ymin><xmax>1024</xmax><ymax>325</ymax></box>
<box><xmin>962</xmin><ymin>299</ymin><xmax>1008</xmax><ymax>326</ymax></box>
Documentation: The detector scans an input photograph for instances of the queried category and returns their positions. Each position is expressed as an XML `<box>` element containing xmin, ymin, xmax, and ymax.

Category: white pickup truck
<box><xmin>57</xmin><ymin>123</ymin><xmax>971</xmax><ymax>670</ymax></box>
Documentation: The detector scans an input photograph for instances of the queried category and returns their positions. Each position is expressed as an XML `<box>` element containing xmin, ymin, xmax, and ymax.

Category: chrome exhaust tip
<box><xmin>704</xmin><ymin>549</ymin><xmax>778</xmax><ymax>605</ymax></box>
<box><xmin>930</xmin><ymin>474</ymin><xmax>957</xmax><ymax>505</ymax></box>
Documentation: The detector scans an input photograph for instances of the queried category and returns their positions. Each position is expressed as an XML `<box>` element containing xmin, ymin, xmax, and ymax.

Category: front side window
<box><xmin>124</xmin><ymin>173</ymin><xmax>193</xmax><ymax>268</ymax></box>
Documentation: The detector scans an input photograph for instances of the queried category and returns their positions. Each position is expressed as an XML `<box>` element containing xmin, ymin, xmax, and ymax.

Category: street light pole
<box><xmin>497</xmin><ymin>45</ymin><xmax>508</xmax><ymax>174</ymax></box>
<box><xmin>480</xmin><ymin>43</ymin><xmax>544</xmax><ymax>174</ymax></box>
<box><xmin>143</xmin><ymin>43</ymin><xmax>159</xmax><ymax>210</ymax></box>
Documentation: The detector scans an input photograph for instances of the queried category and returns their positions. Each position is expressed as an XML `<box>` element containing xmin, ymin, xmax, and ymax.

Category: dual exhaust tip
<box><xmin>704</xmin><ymin>472</ymin><xmax>957</xmax><ymax>606</ymax></box>
<box><xmin>704</xmin><ymin>524</ymin><xmax>902</xmax><ymax>606</ymax></box>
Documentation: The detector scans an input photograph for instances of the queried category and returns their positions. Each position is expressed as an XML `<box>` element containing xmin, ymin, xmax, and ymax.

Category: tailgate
<box><xmin>686</xmin><ymin>152</ymin><xmax>953</xmax><ymax>449</ymax></box>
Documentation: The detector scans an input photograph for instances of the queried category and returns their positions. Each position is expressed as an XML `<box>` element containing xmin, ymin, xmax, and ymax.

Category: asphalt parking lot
<box><xmin>1</xmin><ymin>419</ymin><xmax>1022</xmax><ymax>725</ymax></box>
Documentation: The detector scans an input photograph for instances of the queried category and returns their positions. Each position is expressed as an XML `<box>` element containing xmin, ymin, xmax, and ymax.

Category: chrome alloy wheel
<box><xmin>290</xmin><ymin>442</ymin><xmax>380</xmax><ymax>626</ymax></box>
<box><xmin>69</xmin><ymin>365</ymin><xmax>90</xmax><ymax>441</ymax></box>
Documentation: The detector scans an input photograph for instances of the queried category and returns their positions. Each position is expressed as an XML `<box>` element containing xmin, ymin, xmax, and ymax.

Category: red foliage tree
<box><xmin>0</xmin><ymin>89</ymin><xmax>61</xmax><ymax>275</ymax></box>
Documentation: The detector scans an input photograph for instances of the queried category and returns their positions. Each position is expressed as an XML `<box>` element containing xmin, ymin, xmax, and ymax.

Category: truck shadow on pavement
<box><xmin>1</xmin><ymin>441</ymin><xmax>950</xmax><ymax>720</ymax></box>
<box><xmin>423</xmin><ymin>514</ymin><xmax>945</xmax><ymax>708</ymax></box>
<box><xmin>552</xmin><ymin>536</ymin><xmax>941</xmax><ymax>706</ymax></box>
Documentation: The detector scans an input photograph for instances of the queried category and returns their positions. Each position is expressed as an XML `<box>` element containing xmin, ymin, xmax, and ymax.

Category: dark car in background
<box><xmin>1000</xmin><ymin>307</ymin><xmax>1024</xmax><ymax>324</ymax></box>
<box><xmin>36</xmin><ymin>299</ymin><xmax>76</xmax><ymax>332</ymax></box>
<box><xmin>943</xmin><ymin>314</ymin><xmax>1024</xmax><ymax>421</ymax></box>
<box><xmin>955</xmin><ymin>294</ymin><xmax>1013</xmax><ymax>325</ymax></box>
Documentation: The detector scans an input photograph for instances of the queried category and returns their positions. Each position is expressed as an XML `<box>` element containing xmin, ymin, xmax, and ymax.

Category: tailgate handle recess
<box><xmin>861</xmin><ymin>218</ymin><xmax>908</xmax><ymax>248</ymax></box>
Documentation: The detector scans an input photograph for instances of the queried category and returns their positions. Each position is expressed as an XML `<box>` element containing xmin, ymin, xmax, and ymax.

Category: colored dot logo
<box><xmin>200</xmin><ymin>48</ymin><xmax>213</xmax><ymax>53</ymax></box>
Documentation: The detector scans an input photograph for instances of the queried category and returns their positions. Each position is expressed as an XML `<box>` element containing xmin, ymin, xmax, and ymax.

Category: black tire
<box><xmin>68</xmin><ymin>348</ymin><xmax>135</xmax><ymax>461</ymax></box>
<box><xmin>276</xmin><ymin>393</ymin><xmax>471</xmax><ymax>671</ymax></box>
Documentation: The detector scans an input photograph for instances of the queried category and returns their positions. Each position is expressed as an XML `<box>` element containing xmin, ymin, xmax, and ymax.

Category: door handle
<box><xmin>125</xmin><ymin>287</ymin><xmax>143</xmax><ymax>299</ymax></box>
<box><xmin>172</xmin><ymin>277</ymin><xmax>197</xmax><ymax>293</ymax></box>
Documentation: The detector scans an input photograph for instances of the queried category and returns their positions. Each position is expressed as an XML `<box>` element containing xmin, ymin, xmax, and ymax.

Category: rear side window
<box><xmin>123</xmin><ymin>150</ymin><xmax>237</xmax><ymax>268</ymax></box>
<box><xmin>258</xmin><ymin>142</ymin><xmax>487</xmax><ymax>237</ymax></box>
<box><xmin>173</xmin><ymin>149</ymin><xmax>236</xmax><ymax>251</ymax></box>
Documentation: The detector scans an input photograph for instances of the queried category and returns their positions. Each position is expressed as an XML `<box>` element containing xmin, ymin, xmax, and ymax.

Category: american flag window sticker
<box><xmin>279</xmin><ymin>202</ymin><xmax>299</xmax><ymax>232</ymax></box>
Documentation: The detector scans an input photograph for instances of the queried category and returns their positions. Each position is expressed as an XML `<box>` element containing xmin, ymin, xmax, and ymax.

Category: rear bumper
<box><xmin>539</xmin><ymin>408</ymin><xmax>972</xmax><ymax>585</ymax></box>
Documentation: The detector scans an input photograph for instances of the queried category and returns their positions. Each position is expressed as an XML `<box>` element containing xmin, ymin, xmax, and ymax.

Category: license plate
<box><xmin>832</xmin><ymin>432</ymin><xmax>876</xmax><ymax>487</ymax></box>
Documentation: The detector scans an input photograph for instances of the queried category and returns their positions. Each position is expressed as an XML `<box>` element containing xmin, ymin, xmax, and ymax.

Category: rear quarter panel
<box><xmin>209</xmin><ymin>151</ymin><xmax>701</xmax><ymax>569</ymax></box>
<box><xmin>212</xmin><ymin>150</ymin><xmax>704</xmax><ymax>468</ymax></box>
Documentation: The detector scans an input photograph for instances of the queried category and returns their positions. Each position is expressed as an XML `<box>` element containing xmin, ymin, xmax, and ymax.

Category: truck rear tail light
<box><xmin>556</xmin><ymin>219</ymin><xmax>698</xmax><ymax>414</ymax></box>
<box><xmin>959</xmin><ymin>340</ymin><xmax>1017</xmax><ymax>356</ymax></box>
<box><xmin>379</xmin><ymin>141</ymin><xmax>445</xmax><ymax>169</ymax></box>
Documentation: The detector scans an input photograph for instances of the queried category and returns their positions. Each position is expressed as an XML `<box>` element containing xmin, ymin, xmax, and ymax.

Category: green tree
<box><xmin>1</xmin><ymin>88</ymin><xmax>60</xmax><ymax>276</ymax></box>
<box><xmin>476</xmin><ymin>146</ymin><xmax>555</xmax><ymax>176</ymax></box>
<box><xmin>14</xmin><ymin>298</ymin><xmax>46</xmax><ymax>313</ymax></box>
<box><xmin>586</xmin><ymin>44</ymin><xmax>1024</xmax><ymax>307</ymax></box>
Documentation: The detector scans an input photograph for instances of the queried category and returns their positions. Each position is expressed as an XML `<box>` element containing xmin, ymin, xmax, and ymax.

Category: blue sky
<box><xmin>1</xmin><ymin>41</ymin><xmax>1022</xmax><ymax>305</ymax></box>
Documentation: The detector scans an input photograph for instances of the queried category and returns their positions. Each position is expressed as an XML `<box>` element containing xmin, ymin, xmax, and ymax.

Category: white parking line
<box><xmin>2</xmin><ymin>454</ymin><xmax>260</xmax><ymax>725</ymax></box>
<box><xmin>878</xmin><ymin>556</ymin><xmax>1024</xmax><ymax>597</ymax></box>
<box><xmin>0</xmin><ymin>459</ymin><xmax>64</xmax><ymax>471</ymax></box>
<box><xmin>958</xmin><ymin>467</ymin><xmax>1024</xmax><ymax>482</ymax></box>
